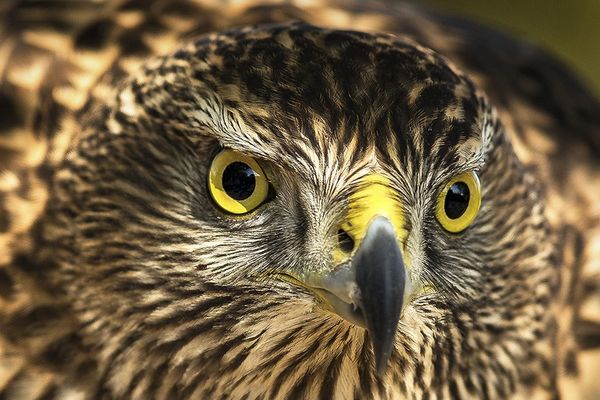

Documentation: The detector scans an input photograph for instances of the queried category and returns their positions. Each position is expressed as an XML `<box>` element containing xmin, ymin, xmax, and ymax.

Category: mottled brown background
<box><xmin>408</xmin><ymin>0</ymin><xmax>600</xmax><ymax>97</ymax></box>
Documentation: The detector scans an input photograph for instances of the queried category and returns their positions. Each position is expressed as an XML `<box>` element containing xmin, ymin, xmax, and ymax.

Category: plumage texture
<box><xmin>0</xmin><ymin>0</ymin><xmax>599</xmax><ymax>399</ymax></box>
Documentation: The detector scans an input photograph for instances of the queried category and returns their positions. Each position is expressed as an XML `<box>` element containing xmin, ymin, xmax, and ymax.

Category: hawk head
<box><xmin>45</xmin><ymin>23</ymin><xmax>556</xmax><ymax>398</ymax></box>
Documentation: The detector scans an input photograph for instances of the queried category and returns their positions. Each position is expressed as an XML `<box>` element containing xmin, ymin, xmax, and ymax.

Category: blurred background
<box><xmin>407</xmin><ymin>0</ymin><xmax>600</xmax><ymax>97</ymax></box>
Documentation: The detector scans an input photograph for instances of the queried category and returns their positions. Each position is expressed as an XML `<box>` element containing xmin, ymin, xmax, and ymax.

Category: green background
<box><xmin>408</xmin><ymin>0</ymin><xmax>600</xmax><ymax>97</ymax></box>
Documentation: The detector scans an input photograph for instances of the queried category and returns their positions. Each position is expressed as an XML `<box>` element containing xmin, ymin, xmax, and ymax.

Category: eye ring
<box><xmin>208</xmin><ymin>149</ymin><xmax>269</xmax><ymax>214</ymax></box>
<box><xmin>435</xmin><ymin>171</ymin><xmax>481</xmax><ymax>233</ymax></box>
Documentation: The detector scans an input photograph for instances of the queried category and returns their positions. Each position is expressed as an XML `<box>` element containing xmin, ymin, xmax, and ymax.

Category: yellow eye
<box><xmin>208</xmin><ymin>149</ymin><xmax>269</xmax><ymax>214</ymax></box>
<box><xmin>435</xmin><ymin>171</ymin><xmax>481</xmax><ymax>233</ymax></box>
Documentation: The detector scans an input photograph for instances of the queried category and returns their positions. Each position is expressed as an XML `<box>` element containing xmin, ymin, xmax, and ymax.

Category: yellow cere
<box><xmin>435</xmin><ymin>171</ymin><xmax>481</xmax><ymax>233</ymax></box>
<box><xmin>336</xmin><ymin>174</ymin><xmax>407</xmax><ymax>263</ymax></box>
<box><xmin>208</xmin><ymin>149</ymin><xmax>269</xmax><ymax>214</ymax></box>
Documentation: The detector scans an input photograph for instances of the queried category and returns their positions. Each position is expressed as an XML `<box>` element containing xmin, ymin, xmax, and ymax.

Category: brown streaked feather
<box><xmin>0</xmin><ymin>0</ymin><xmax>598</xmax><ymax>399</ymax></box>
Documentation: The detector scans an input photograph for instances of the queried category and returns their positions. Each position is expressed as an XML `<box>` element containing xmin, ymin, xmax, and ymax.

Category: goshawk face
<box><xmin>41</xmin><ymin>22</ymin><xmax>554</xmax><ymax>398</ymax></box>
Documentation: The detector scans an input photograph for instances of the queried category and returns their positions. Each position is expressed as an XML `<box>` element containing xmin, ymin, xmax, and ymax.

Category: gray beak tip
<box><xmin>354</xmin><ymin>216</ymin><xmax>406</xmax><ymax>376</ymax></box>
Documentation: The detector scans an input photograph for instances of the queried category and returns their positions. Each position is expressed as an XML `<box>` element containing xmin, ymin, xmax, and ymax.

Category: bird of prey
<box><xmin>0</xmin><ymin>0</ymin><xmax>599</xmax><ymax>399</ymax></box>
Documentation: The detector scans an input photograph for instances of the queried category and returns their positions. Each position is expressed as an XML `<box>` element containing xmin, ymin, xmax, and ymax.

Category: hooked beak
<box><xmin>300</xmin><ymin>175</ymin><xmax>411</xmax><ymax>375</ymax></box>
<box><xmin>353</xmin><ymin>216</ymin><xmax>406</xmax><ymax>374</ymax></box>
<box><xmin>308</xmin><ymin>216</ymin><xmax>407</xmax><ymax>375</ymax></box>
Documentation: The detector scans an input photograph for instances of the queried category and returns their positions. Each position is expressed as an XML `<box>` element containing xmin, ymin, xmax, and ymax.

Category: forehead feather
<box><xmin>132</xmin><ymin>23</ymin><xmax>489</xmax><ymax>173</ymax></box>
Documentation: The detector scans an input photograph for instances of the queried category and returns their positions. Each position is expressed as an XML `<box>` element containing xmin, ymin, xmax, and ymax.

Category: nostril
<box><xmin>337</xmin><ymin>229</ymin><xmax>355</xmax><ymax>253</ymax></box>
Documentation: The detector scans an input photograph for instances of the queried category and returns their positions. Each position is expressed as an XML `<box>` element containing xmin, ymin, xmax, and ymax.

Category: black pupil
<box><xmin>444</xmin><ymin>181</ymin><xmax>470</xmax><ymax>219</ymax></box>
<box><xmin>222</xmin><ymin>162</ymin><xmax>256</xmax><ymax>200</ymax></box>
